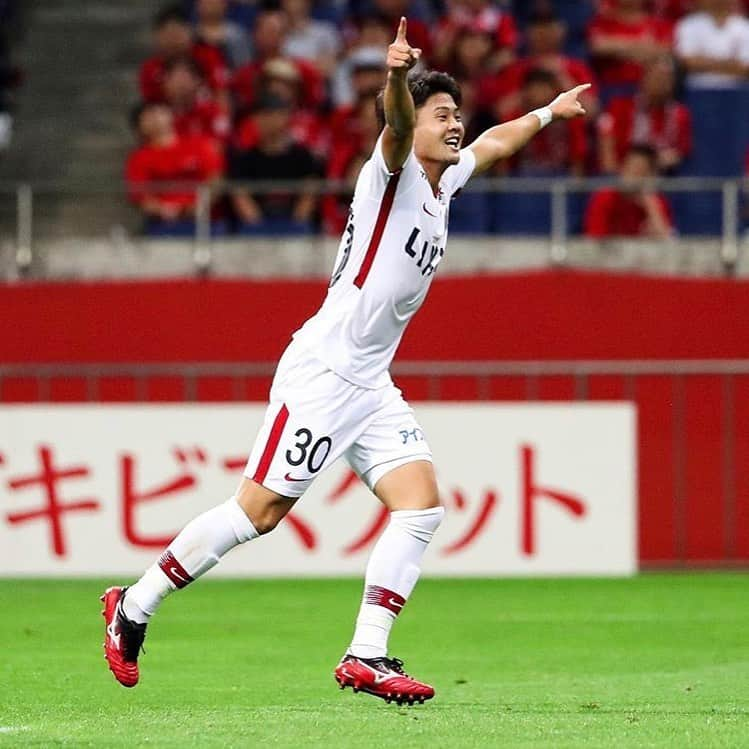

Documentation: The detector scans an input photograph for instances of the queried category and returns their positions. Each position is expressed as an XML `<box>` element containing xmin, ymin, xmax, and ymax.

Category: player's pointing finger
<box><xmin>396</xmin><ymin>16</ymin><xmax>407</xmax><ymax>41</ymax></box>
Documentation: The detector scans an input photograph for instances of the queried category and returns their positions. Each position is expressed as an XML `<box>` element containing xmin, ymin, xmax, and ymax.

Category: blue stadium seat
<box><xmin>490</xmin><ymin>191</ymin><xmax>551</xmax><ymax>235</ymax></box>
<box><xmin>488</xmin><ymin>187</ymin><xmax>586</xmax><ymax>236</ymax></box>
<box><xmin>448</xmin><ymin>192</ymin><xmax>490</xmax><ymax>234</ymax></box>
<box><xmin>682</xmin><ymin>87</ymin><xmax>749</xmax><ymax>178</ymax></box>
<box><xmin>671</xmin><ymin>87</ymin><xmax>749</xmax><ymax>235</ymax></box>
<box><xmin>145</xmin><ymin>219</ymin><xmax>228</xmax><ymax>238</ymax></box>
<box><xmin>237</xmin><ymin>218</ymin><xmax>315</xmax><ymax>236</ymax></box>
<box><xmin>669</xmin><ymin>191</ymin><xmax>723</xmax><ymax>236</ymax></box>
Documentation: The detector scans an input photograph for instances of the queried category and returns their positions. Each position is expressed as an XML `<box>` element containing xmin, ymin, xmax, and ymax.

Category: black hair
<box><xmin>163</xmin><ymin>55</ymin><xmax>204</xmax><ymax>78</ymax></box>
<box><xmin>375</xmin><ymin>70</ymin><xmax>462</xmax><ymax>130</ymax></box>
<box><xmin>523</xmin><ymin>68</ymin><xmax>559</xmax><ymax>89</ymax></box>
<box><xmin>627</xmin><ymin>143</ymin><xmax>659</xmax><ymax>168</ymax></box>
<box><xmin>528</xmin><ymin>10</ymin><xmax>560</xmax><ymax>26</ymax></box>
<box><xmin>153</xmin><ymin>3</ymin><xmax>189</xmax><ymax>29</ymax></box>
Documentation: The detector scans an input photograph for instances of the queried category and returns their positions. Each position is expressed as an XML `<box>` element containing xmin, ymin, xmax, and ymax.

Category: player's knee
<box><xmin>390</xmin><ymin>505</ymin><xmax>445</xmax><ymax>543</ymax></box>
<box><xmin>248</xmin><ymin>508</ymin><xmax>283</xmax><ymax>536</ymax></box>
<box><xmin>235</xmin><ymin>479</ymin><xmax>294</xmax><ymax>535</ymax></box>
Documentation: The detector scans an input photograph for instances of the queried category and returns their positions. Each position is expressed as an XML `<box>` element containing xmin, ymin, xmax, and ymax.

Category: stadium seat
<box><xmin>683</xmin><ymin>87</ymin><xmax>749</xmax><ymax>178</ymax></box>
<box><xmin>490</xmin><ymin>191</ymin><xmax>551</xmax><ymax>235</ymax></box>
<box><xmin>448</xmin><ymin>192</ymin><xmax>490</xmax><ymax>234</ymax></box>
<box><xmin>145</xmin><ymin>219</ymin><xmax>228</xmax><ymax>238</ymax></box>
<box><xmin>237</xmin><ymin>218</ymin><xmax>315</xmax><ymax>236</ymax></box>
<box><xmin>671</xmin><ymin>87</ymin><xmax>749</xmax><ymax>235</ymax></box>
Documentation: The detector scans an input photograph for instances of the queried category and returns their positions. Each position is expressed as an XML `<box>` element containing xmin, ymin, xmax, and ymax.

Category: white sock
<box><xmin>123</xmin><ymin>496</ymin><xmax>258</xmax><ymax>624</ymax></box>
<box><xmin>348</xmin><ymin>506</ymin><xmax>444</xmax><ymax>659</ymax></box>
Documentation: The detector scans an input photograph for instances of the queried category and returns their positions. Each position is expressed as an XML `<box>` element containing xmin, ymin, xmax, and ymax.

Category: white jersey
<box><xmin>675</xmin><ymin>12</ymin><xmax>749</xmax><ymax>88</ymax></box>
<box><xmin>293</xmin><ymin>135</ymin><xmax>476</xmax><ymax>388</ymax></box>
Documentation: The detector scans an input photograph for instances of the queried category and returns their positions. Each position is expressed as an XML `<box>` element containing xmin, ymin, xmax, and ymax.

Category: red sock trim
<box><xmin>158</xmin><ymin>550</ymin><xmax>194</xmax><ymax>589</ymax></box>
<box><xmin>364</xmin><ymin>585</ymin><xmax>406</xmax><ymax>615</ymax></box>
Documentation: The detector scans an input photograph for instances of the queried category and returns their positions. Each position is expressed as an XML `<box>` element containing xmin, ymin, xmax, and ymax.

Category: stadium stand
<box><xmin>115</xmin><ymin>0</ymin><xmax>749</xmax><ymax>239</ymax></box>
<box><xmin>1</xmin><ymin>0</ymin><xmax>749</xmax><ymax>253</ymax></box>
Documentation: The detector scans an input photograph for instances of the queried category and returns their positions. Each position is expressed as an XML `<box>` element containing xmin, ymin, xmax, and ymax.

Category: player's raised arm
<box><xmin>468</xmin><ymin>83</ymin><xmax>591</xmax><ymax>175</ymax></box>
<box><xmin>381</xmin><ymin>17</ymin><xmax>422</xmax><ymax>173</ymax></box>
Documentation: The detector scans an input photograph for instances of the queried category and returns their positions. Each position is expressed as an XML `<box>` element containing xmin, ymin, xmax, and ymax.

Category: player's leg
<box><xmin>123</xmin><ymin>477</ymin><xmax>294</xmax><ymax>622</ymax></box>
<box><xmin>335</xmin><ymin>393</ymin><xmax>443</xmax><ymax>704</ymax></box>
<box><xmin>103</xmin><ymin>345</ymin><xmax>363</xmax><ymax>687</ymax></box>
<box><xmin>102</xmin><ymin>476</ymin><xmax>295</xmax><ymax>687</ymax></box>
<box><xmin>348</xmin><ymin>459</ymin><xmax>442</xmax><ymax>658</ymax></box>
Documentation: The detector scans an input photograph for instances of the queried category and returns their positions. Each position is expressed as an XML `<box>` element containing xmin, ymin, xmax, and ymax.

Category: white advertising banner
<box><xmin>0</xmin><ymin>404</ymin><xmax>636</xmax><ymax>576</ymax></box>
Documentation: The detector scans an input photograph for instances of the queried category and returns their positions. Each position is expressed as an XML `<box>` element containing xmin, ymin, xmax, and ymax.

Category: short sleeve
<box><xmin>370</xmin><ymin>132</ymin><xmax>415</xmax><ymax>177</ymax></box>
<box><xmin>361</xmin><ymin>132</ymin><xmax>420</xmax><ymax>195</ymax></box>
<box><xmin>441</xmin><ymin>148</ymin><xmax>477</xmax><ymax>197</ymax></box>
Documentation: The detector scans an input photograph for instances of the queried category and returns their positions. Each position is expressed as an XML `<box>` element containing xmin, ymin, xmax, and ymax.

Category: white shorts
<box><xmin>244</xmin><ymin>339</ymin><xmax>432</xmax><ymax>498</ymax></box>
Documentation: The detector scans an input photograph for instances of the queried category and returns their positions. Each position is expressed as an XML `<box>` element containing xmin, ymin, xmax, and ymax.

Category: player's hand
<box><xmin>387</xmin><ymin>17</ymin><xmax>421</xmax><ymax>76</ymax></box>
<box><xmin>549</xmin><ymin>83</ymin><xmax>591</xmax><ymax>120</ymax></box>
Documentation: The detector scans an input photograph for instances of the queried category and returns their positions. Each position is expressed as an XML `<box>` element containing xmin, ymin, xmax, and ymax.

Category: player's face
<box><xmin>413</xmin><ymin>93</ymin><xmax>465</xmax><ymax>167</ymax></box>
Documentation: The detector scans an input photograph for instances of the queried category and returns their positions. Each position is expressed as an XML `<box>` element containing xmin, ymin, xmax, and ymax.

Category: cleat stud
<box><xmin>353</xmin><ymin>688</ymin><xmax>359</xmax><ymax>693</ymax></box>
<box><xmin>99</xmin><ymin>595</ymin><xmax>104</xmax><ymax>602</ymax></box>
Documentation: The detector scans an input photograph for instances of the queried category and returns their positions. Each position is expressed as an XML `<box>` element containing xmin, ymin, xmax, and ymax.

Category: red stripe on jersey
<box><xmin>353</xmin><ymin>171</ymin><xmax>401</xmax><ymax>288</ymax></box>
<box><xmin>252</xmin><ymin>403</ymin><xmax>289</xmax><ymax>485</ymax></box>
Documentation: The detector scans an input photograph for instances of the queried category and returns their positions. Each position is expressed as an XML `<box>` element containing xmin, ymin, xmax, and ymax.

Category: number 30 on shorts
<box><xmin>285</xmin><ymin>428</ymin><xmax>333</xmax><ymax>474</ymax></box>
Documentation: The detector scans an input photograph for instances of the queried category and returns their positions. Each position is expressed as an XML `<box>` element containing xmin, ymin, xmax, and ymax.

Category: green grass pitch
<box><xmin>1</xmin><ymin>574</ymin><xmax>747</xmax><ymax>748</ymax></box>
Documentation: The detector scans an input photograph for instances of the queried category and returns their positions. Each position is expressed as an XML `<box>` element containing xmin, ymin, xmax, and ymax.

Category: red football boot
<box><xmin>101</xmin><ymin>586</ymin><xmax>147</xmax><ymax>688</ymax></box>
<box><xmin>334</xmin><ymin>654</ymin><xmax>435</xmax><ymax>705</ymax></box>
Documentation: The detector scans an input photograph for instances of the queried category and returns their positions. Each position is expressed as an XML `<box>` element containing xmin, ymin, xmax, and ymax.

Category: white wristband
<box><xmin>530</xmin><ymin>106</ymin><xmax>553</xmax><ymax>129</ymax></box>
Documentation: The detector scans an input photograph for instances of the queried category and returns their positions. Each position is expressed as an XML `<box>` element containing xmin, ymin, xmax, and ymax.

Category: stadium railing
<box><xmin>0</xmin><ymin>176</ymin><xmax>747</xmax><ymax>277</ymax></box>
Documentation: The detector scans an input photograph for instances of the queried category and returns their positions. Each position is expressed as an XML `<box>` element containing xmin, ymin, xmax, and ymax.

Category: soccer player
<box><xmin>103</xmin><ymin>18</ymin><xmax>588</xmax><ymax>705</ymax></box>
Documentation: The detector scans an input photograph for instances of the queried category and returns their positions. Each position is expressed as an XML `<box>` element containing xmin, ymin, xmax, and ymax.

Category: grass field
<box><xmin>1</xmin><ymin>574</ymin><xmax>747</xmax><ymax>748</ymax></box>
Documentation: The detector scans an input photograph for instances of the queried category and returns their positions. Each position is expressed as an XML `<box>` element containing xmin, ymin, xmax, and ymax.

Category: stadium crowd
<box><xmin>125</xmin><ymin>0</ymin><xmax>749</xmax><ymax>237</ymax></box>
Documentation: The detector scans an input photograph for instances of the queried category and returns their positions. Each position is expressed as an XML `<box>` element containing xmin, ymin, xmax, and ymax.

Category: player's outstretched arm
<box><xmin>467</xmin><ymin>83</ymin><xmax>591</xmax><ymax>176</ymax></box>
<box><xmin>381</xmin><ymin>17</ymin><xmax>421</xmax><ymax>173</ymax></box>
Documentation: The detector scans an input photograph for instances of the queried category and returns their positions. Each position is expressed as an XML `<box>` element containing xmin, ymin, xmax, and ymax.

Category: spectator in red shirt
<box><xmin>322</xmin><ymin>93</ymin><xmax>381</xmax><ymax>234</ymax></box>
<box><xmin>483</xmin><ymin>10</ymin><xmax>598</xmax><ymax>120</ymax></box>
<box><xmin>126</xmin><ymin>102</ymin><xmax>224</xmax><ymax>227</ymax></box>
<box><xmin>162</xmin><ymin>57</ymin><xmax>231</xmax><ymax>144</ymax></box>
<box><xmin>229</xmin><ymin>94</ymin><xmax>323</xmax><ymax>233</ymax></box>
<box><xmin>232</xmin><ymin>10</ymin><xmax>325</xmax><ymax>113</ymax></box>
<box><xmin>500</xmin><ymin>69</ymin><xmax>588</xmax><ymax>176</ymax></box>
<box><xmin>444</xmin><ymin>24</ymin><xmax>497</xmax><ymax>82</ymax></box>
<box><xmin>140</xmin><ymin>4</ymin><xmax>230</xmax><ymax>103</ymax></box>
<box><xmin>194</xmin><ymin>0</ymin><xmax>251</xmax><ymax>70</ymax></box>
<box><xmin>433</xmin><ymin>0</ymin><xmax>518</xmax><ymax>74</ymax></box>
<box><xmin>585</xmin><ymin>144</ymin><xmax>674</xmax><ymax>239</ymax></box>
<box><xmin>587</xmin><ymin>0</ymin><xmax>673</xmax><ymax>94</ymax></box>
<box><xmin>328</xmin><ymin>53</ymin><xmax>387</xmax><ymax>144</ymax></box>
<box><xmin>332</xmin><ymin>14</ymin><xmax>391</xmax><ymax>106</ymax></box>
<box><xmin>234</xmin><ymin>58</ymin><xmax>328</xmax><ymax>157</ymax></box>
<box><xmin>598</xmin><ymin>54</ymin><xmax>692</xmax><ymax>174</ymax></box>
